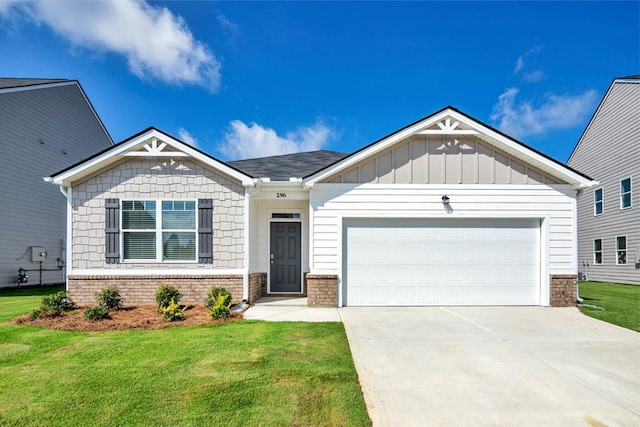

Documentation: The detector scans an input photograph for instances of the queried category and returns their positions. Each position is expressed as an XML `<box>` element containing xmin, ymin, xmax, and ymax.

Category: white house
<box><xmin>47</xmin><ymin>107</ymin><xmax>595</xmax><ymax>307</ymax></box>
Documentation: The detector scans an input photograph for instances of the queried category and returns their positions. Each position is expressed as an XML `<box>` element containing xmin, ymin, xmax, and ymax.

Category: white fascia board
<box><xmin>304</xmin><ymin>109</ymin><xmax>453</xmax><ymax>186</ymax></box>
<box><xmin>48</xmin><ymin>128</ymin><xmax>254</xmax><ymax>187</ymax></box>
<box><xmin>453</xmin><ymin>110</ymin><xmax>595</xmax><ymax>188</ymax></box>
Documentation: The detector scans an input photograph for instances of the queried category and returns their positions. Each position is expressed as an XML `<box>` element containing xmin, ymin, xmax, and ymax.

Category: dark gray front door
<box><xmin>270</xmin><ymin>222</ymin><xmax>302</xmax><ymax>293</ymax></box>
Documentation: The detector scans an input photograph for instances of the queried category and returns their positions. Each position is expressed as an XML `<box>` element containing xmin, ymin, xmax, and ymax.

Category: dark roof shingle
<box><xmin>228</xmin><ymin>150</ymin><xmax>348</xmax><ymax>180</ymax></box>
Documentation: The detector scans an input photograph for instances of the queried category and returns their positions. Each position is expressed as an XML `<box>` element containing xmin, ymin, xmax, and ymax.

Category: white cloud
<box><xmin>220</xmin><ymin>120</ymin><xmax>333</xmax><ymax>160</ymax></box>
<box><xmin>217</xmin><ymin>13</ymin><xmax>238</xmax><ymax>35</ymax></box>
<box><xmin>178</xmin><ymin>127</ymin><xmax>198</xmax><ymax>148</ymax></box>
<box><xmin>490</xmin><ymin>87</ymin><xmax>598</xmax><ymax>139</ymax></box>
<box><xmin>513</xmin><ymin>46</ymin><xmax>544</xmax><ymax>83</ymax></box>
<box><xmin>0</xmin><ymin>0</ymin><xmax>221</xmax><ymax>91</ymax></box>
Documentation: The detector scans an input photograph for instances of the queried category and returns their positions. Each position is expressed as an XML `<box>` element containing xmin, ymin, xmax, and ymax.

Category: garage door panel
<box><xmin>344</xmin><ymin>219</ymin><xmax>540</xmax><ymax>306</ymax></box>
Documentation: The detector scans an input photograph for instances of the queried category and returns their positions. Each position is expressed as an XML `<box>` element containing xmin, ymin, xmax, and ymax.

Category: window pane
<box><xmin>593</xmin><ymin>239</ymin><xmax>602</xmax><ymax>251</ymax></box>
<box><xmin>162</xmin><ymin>201</ymin><xmax>196</xmax><ymax>229</ymax></box>
<box><xmin>594</xmin><ymin>189</ymin><xmax>602</xmax><ymax>202</ymax></box>
<box><xmin>163</xmin><ymin>232</ymin><xmax>196</xmax><ymax>260</ymax></box>
<box><xmin>621</xmin><ymin>193</ymin><xmax>631</xmax><ymax>208</ymax></box>
<box><xmin>594</xmin><ymin>252</ymin><xmax>602</xmax><ymax>264</ymax></box>
<box><xmin>616</xmin><ymin>236</ymin><xmax>626</xmax><ymax>250</ymax></box>
<box><xmin>123</xmin><ymin>201</ymin><xmax>156</xmax><ymax>229</ymax></box>
<box><xmin>621</xmin><ymin>178</ymin><xmax>631</xmax><ymax>193</ymax></box>
<box><xmin>595</xmin><ymin>202</ymin><xmax>603</xmax><ymax>215</ymax></box>
<box><xmin>123</xmin><ymin>232</ymin><xmax>156</xmax><ymax>259</ymax></box>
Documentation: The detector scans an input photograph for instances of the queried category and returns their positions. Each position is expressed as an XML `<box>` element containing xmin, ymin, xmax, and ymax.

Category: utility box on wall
<box><xmin>30</xmin><ymin>246</ymin><xmax>47</xmax><ymax>262</ymax></box>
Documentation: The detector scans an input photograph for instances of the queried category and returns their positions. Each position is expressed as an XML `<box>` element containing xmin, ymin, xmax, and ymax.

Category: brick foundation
<box><xmin>68</xmin><ymin>275</ymin><xmax>243</xmax><ymax>306</ymax></box>
<box><xmin>549</xmin><ymin>274</ymin><xmax>578</xmax><ymax>307</ymax></box>
<box><xmin>306</xmin><ymin>274</ymin><xmax>338</xmax><ymax>307</ymax></box>
<box><xmin>248</xmin><ymin>273</ymin><xmax>267</xmax><ymax>304</ymax></box>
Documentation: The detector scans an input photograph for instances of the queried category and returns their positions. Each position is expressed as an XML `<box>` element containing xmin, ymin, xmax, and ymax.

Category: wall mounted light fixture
<box><xmin>441</xmin><ymin>195</ymin><xmax>450</xmax><ymax>205</ymax></box>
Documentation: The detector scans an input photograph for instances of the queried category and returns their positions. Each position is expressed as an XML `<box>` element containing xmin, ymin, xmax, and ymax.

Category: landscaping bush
<box><xmin>29</xmin><ymin>292</ymin><xmax>76</xmax><ymax>319</ymax></box>
<box><xmin>96</xmin><ymin>286</ymin><xmax>123</xmax><ymax>311</ymax></box>
<box><xmin>160</xmin><ymin>298</ymin><xmax>186</xmax><ymax>321</ymax></box>
<box><xmin>205</xmin><ymin>287</ymin><xmax>232</xmax><ymax>320</ymax></box>
<box><xmin>155</xmin><ymin>284</ymin><xmax>182</xmax><ymax>312</ymax></box>
<box><xmin>84</xmin><ymin>306</ymin><xmax>110</xmax><ymax>321</ymax></box>
<box><xmin>204</xmin><ymin>286</ymin><xmax>232</xmax><ymax>309</ymax></box>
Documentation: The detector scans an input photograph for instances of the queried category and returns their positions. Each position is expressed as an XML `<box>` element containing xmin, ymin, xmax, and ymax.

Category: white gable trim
<box><xmin>304</xmin><ymin>108</ymin><xmax>596</xmax><ymax>189</ymax></box>
<box><xmin>46</xmin><ymin>128</ymin><xmax>254</xmax><ymax>187</ymax></box>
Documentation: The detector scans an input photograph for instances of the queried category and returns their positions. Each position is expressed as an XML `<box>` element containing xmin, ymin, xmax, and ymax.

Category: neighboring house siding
<box><xmin>310</xmin><ymin>184</ymin><xmax>577</xmax><ymax>276</ymax></box>
<box><xmin>71</xmin><ymin>158</ymin><xmax>245</xmax><ymax>270</ymax></box>
<box><xmin>322</xmin><ymin>135</ymin><xmax>561</xmax><ymax>185</ymax></box>
<box><xmin>568</xmin><ymin>80</ymin><xmax>640</xmax><ymax>285</ymax></box>
<box><xmin>0</xmin><ymin>83</ymin><xmax>111</xmax><ymax>287</ymax></box>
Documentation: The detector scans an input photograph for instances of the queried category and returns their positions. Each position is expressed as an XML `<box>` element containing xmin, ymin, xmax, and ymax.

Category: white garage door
<box><xmin>343</xmin><ymin>218</ymin><xmax>540</xmax><ymax>306</ymax></box>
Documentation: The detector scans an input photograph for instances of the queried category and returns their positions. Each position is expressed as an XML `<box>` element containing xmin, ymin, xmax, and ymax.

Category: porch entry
<box><xmin>269</xmin><ymin>221</ymin><xmax>302</xmax><ymax>293</ymax></box>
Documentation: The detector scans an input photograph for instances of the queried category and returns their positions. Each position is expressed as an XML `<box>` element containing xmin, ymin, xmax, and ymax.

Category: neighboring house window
<box><xmin>593</xmin><ymin>188</ymin><xmax>603</xmax><ymax>215</ymax></box>
<box><xmin>593</xmin><ymin>239</ymin><xmax>603</xmax><ymax>265</ymax></box>
<box><xmin>620</xmin><ymin>177</ymin><xmax>632</xmax><ymax>209</ymax></box>
<box><xmin>121</xmin><ymin>200</ymin><xmax>197</xmax><ymax>262</ymax></box>
<box><xmin>616</xmin><ymin>236</ymin><xmax>627</xmax><ymax>265</ymax></box>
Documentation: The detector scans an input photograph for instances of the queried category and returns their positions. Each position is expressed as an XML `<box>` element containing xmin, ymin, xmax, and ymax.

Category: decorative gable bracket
<box><xmin>123</xmin><ymin>137</ymin><xmax>188</xmax><ymax>157</ymax></box>
<box><xmin>417</xmin><ymin>117</ymin><xmax>479</xmax><ymax>135</ymax></box>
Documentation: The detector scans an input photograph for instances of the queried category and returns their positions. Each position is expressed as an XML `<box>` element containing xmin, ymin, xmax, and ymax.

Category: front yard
<box><xmin>0</xmin><ymin>286</ymin><xmax>370</xmax><ymax>426</ymax></box>
<box><xmin>578</xmin><ymin>281</ymin><xmax>640</xmax><ymax>332</ymax></box>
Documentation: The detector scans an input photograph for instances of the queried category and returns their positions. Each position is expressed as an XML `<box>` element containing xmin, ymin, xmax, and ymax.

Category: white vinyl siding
<box><xmin>594</xmin><ymin>188</ymin><xmax>603</xmax><ymax>215</ymax></box>
<box><xmin>122</xmin><ymin>200</ymin><xmax>196</xmax><ymax>262</ymax></box>
<box><xmin>593</xmin><ymin>239</ymin><xmax>603</xmax><ymax>265</ymax></box>
<box><xmin>310</xmin><ymin>183</ymin><xmax>578</xmax><ymax>306</ymax></box>
<box><xmin>616</xmin><ymin>236</ymin><xmax>627</xmax><ymax>265</ymax></box>
<box><xmin>620</xmin><ymin>177</ymin><xmax>632</xmax><ymax>209</ymax></box>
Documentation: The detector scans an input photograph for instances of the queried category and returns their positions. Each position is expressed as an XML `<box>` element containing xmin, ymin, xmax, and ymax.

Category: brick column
<box><xmin>549</xmin><ymin>274</ymin><xmax>578</xmax><ymax>307</ymax></box>
<box><xmin>306</xmin><ymin>274</ymin><xmax>338</xmax><ymax>307</ymax></box>
<box><xmin>248</xmin><ymin>273</ymin><xmax>267</xmax><ymax>304</ymax></box>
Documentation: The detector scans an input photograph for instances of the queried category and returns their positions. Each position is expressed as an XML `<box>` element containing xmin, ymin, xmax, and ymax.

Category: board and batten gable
<box><xmin>0</xmin><ymin>81</ymin><xmax>112</xmax><ymax>287</ymax></box>
<box><xmin>568</xmin><ymin>78</ymin><xmax>640</xmax><ymax>285</ymax></box>
<box><xmin>71</xmin><ymin>157</ymin><xmax>245</xmax><ymax>271</ymax></box>
<box><xmin>321</xmin><ymin>135</ymin><xmax>562</xmax><ymax>185</ymax></box>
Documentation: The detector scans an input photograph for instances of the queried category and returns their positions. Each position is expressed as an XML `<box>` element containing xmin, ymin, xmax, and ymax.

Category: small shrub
<box><xmin>84</xmin><ymin>306</ymin><xmax>110</xmax><ymax>321</ymax></box>
<box><xmin>30</xmin><ymin>292</ymin><xmax>76</xmax><ymax>319</ymax></box>
<box><xmin>96</xmin><ymin>286</ymin><xmax>123</xmax><ymax>311</ymax></box>
<box><xmin>205</xmin><ymin>287</ymin><xmax>232</xmax><ymax>320</ymax></box>
<box><xmin>160</xmin><ymin>298</ymin><xmax>186</xmax><ymax>321</ymax></box>
<box><xmin>204</xmin><ymin>286</ymin><xmax>232</xmax><ymax>309</ymax></box>
<box><xmin>155</xmin><ymin>285</ymin><xmax>182</xmax><ymax>312</ymax></box>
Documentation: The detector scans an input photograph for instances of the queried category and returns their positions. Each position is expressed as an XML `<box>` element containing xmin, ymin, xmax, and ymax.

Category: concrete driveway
<box><xmin>339</xmin><ymin>307</ymin><xmax>640</xmax><ymax>426</ymax></box>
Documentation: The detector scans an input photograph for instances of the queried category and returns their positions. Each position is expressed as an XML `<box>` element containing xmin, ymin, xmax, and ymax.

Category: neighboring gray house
<box><xmin>568</xmin><ymin>76</ymin><xmax>639</xmax><ymax>285</ymax></box>
<box><xmin>0</xmin><ymin>78</ymin><xmax>113</xmax><ymax>288</ymax></box>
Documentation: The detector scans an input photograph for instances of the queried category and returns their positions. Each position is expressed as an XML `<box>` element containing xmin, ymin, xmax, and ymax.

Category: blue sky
<box><xmin>1</xmin><ymin>1</ymin><xmax>638</xmax><ymax>162</ymax></box>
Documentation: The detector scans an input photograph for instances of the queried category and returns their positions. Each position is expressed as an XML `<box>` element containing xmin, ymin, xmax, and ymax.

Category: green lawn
<box><xmin>0</xmin><ymin>287</ymin><xmax>370</xmax><ymax>426</ymax></box>
<box><xmin>578</xmin><ymin>281</ymin><xmax>640</xmax><ymax>332</ymax></box>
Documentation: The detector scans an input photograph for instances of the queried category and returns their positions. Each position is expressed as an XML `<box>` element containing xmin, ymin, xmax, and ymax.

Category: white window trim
<box><xmin>620</xmin><ymin>177</ymin><xmax>632</xmax><ymax>210</ymax></box>
<box><xmin>615</xmin><ymin>235</ymin><xmax>627</xmax><ymax>265</ymax></box>
<box><xmin>593</xmin><ymin>187</ymin><xmax>603</xmax><ymax>216</ymax></box>
<box><xmin>121</xmin><ymin>199</ymin><xmax>198</xmax><ymax>263</ymax></box>
<box><xmin>593</xmin><ymin>238</ymin><xmax>603</xmax><ymax>265</ymax></box>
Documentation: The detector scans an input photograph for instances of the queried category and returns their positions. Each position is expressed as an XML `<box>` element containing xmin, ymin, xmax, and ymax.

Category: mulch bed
<box><xmin>13</xmin><ymin>305</ymin><xmax>242</xmax><ymax>332</ymax></box>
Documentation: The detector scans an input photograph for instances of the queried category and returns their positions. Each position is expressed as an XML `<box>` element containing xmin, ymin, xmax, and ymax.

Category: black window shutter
<box><xmin>105</xmin><ymin>198</ymin><xmax>120</xmax><ymax>264</ymax></box>
<box><xmin>198</xmin><ymin>199</ymin><xmax>213</xmax><ymax>263</ymax></box>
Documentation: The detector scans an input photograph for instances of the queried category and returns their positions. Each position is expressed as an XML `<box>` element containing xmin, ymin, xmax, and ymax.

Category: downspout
<box><xmin>59</xmin><ymin>185</ymin><xmax>72</xmax><ymax>293</ymax></box>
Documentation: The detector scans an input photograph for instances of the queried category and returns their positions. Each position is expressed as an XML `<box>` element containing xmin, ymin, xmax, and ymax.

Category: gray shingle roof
<box><xmin>228</xmin><ymin>150</ymin><xmax>348</xmax><ymax>180</ymax></box>
<box><xmin>0</xmin><ymin>78</ymin><xmax>71</xmax><ymax>89</ymax></box>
